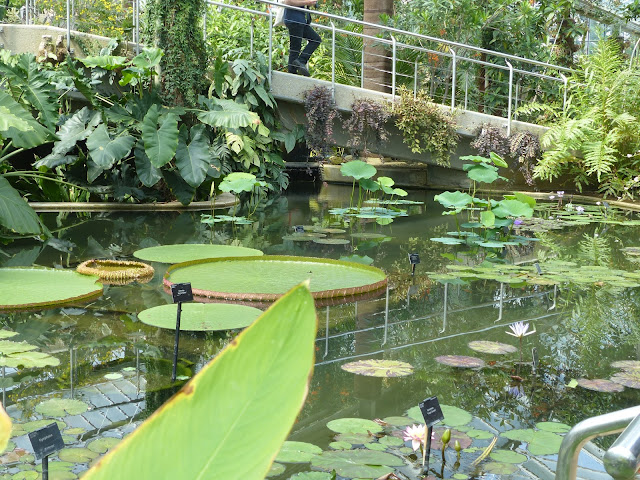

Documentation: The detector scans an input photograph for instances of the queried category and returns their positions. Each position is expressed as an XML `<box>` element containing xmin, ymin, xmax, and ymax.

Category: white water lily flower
<box><xmin>506</xmin><ymin>321</ymin><xmax>536</xmax><ymax>338</ymax></box>
<box><xmin>402</xmin><ymin>424</ymin><xmax>429</xmax><ymax>451</ymax></box>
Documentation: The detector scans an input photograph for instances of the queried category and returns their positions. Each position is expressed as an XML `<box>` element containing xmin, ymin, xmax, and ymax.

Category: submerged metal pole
<box><xmin>324</xmin><ymin>306</ymin><xmax>329</xmax><ymax>358</ymax></box>
<box><xmin>331</xmin><ymin>21</ymin><xmax>336</xmax><ymax>100</ymax></box>
<box><xmin>382</xmin><ymin>285</ymin><xmax>389</xmax><ymax>346</ymax></box>
<box><xmin>440</xmin><ymin>282</ymin><xmax>448</xmax><ymax>334</ymax></box>
<box><xmin>556</xmin><ymin>406</ymin><xmax>640</xmax><ymax>480</ymax></box>
<box><xmin>391</xmin><ymin>35</ymin><xmax>396</xmax><ymax>102</ymax></box>
<box><xmin>495</xmin><ymin>283</ymin><xmax>504</xmax><ymax>322</ymax></box>
<box><xmin>506</xmin><ymin>60</ymin><xmax>513</xmax><ymax>136</ymax></box>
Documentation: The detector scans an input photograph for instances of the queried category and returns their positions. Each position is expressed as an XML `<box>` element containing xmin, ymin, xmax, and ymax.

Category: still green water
<box><xmin>1</xmin><ymin>185</ymin><xmax>640</xmax><ymax>478</ymax></box>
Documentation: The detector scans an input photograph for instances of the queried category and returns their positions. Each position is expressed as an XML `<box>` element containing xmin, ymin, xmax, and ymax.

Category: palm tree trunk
<box><xmin>363</xmin><ymin>0</ymin><xmax>393</xmax><ymax>93</ymax></box>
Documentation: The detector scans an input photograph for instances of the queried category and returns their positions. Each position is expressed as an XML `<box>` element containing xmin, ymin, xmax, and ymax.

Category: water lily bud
<box><xmin>442</xmin><ymin>428</ymin><xmax>451</xmax><ymax>446</ymax></box>
<box><xmin>454</xmin><ymin>440</ymin><xmax>461</xmax><ymax>452</ymax></box>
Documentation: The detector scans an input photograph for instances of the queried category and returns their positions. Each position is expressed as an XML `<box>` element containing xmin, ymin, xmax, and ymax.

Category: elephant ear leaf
<box><xmin>0</xmin><ymin>91</ymin><xmax>53</xmax><ymax>149</ymax></box>
<box><xmin>175</xmin><ymin>124</ymin><xmax>211</xmax><ymax>188</ymax></box>
<box><xmin>134</xmin><ymin>141</ymin><xmax>163</xmax><ymax>187</ymax></box>
<box><xmin>141</xmin><ymin>104</ymin><xmax>179</xmax><ymax>168</ymax></box>
<box><xmin>82</xmin><ymin>283</ymin><xmax>317</xmax><ymax>480</ymax></box>
<box><xmin>86</xmin><ymin>125</ymin><xmax>135</xmax><ymax>169</ymax></box>
<box><xmin>0</xmin><ymin>177</ymin><xmax>45</xmax><ymax>235</ymax></box>
<box><xmin>197</xmin><ymin>98</ymin><xmax>259</xmax><ymax>129</ymax></box>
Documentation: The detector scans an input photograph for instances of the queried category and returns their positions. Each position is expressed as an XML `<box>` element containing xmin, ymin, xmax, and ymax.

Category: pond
<box><xmin>1</xmin><ymin>184</ymin><xmax>640</xmax><ymax>479</ymax></box>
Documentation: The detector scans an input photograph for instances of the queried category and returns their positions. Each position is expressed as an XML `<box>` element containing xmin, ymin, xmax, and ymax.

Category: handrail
<box><xmin>604</xmin><ymin>413</ymin><xmax>640</xmax><ymax>479</ymax></box>
<box><xmin>556</xmin><ymin>405</ymin><xmax>640</xmax><ymax>480</ymax></box>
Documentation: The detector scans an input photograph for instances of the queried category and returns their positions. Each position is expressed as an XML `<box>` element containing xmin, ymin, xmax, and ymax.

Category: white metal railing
<box><xmin>205</xmin><ymin>0</ymin><xmax>571</xmax><ymax>129</ymax></box>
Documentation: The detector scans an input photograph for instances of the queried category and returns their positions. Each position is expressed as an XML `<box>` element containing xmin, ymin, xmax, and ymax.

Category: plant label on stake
<box><xmin>419</xmin><ymin>396</ymin><xmax>444</xmax><ymax>473</ymax></box>
<box><xmin>408</xmin><ymin>253</ymin><xmax>420</xmax><ymax>276</ymax></box>
<box><xmin>29</xmin><ymin>423</ymin><xmax>64</xmax><ymax>480</ymax></box>
<box><xmin>534</xmin><ymin>262</ymin><xmax>543</xmax><ymax>275</ymax></box>
<box><xmin>294</xmin><ymin>225</ymin><xmax>305</xmax><ymax>233</ymax></box>
<box><xmin>170</xmin><ymin>283</ymin><xmax>193</xmax><ymax>382</ymax></box>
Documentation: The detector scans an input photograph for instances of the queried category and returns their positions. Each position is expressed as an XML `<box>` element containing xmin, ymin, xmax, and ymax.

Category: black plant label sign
<box><xmin>28</xmin><ymin>423</ymin><xmax>64</xmax><ymax>460</ymax></box>
<box><xmin>419</xmin><ymin>396</ymin><xmax>444</xmax><ymax>427</ymax></box>
<box><xmin>171</xmin><ymin>283</ymin><xmax>193</xmax><ymax>303</ymax></box>
<box><xmin>294</xmin><ymin>225</ymin><xmax>305</xmax><ymax>233</ymax></box>
<box><xmin>408</xmin><ymin>253</ymin><xmax>421</xmax><ymax>265</ymax></box>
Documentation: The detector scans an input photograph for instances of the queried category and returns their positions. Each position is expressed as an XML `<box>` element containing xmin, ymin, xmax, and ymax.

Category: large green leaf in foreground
<box><xmin>83</xmin><ymin>283</ymin><xmax>317</xmax><ymax>480</ymax></box>
<box><xmin>0</xmin><ymin>268</ymin><xmax>102</xmax><ymax>311</ymax></box>
<box><xmin>0</xmin><ymin>177</ymin><xmax>44</xmax><ymax>235</ymax></box>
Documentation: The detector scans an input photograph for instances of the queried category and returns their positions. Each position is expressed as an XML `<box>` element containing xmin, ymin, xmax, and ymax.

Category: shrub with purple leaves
<box><xmin>509</xmin><ymin>131</ymin><xmax>541</xmax><ymax>186</ymax></box>
<box><xmin>471</xmin><ymin>124</ymin><xmax>509</xmax><ymax>157</ymax></box>
<box><xmin>303</xmin><ymin>86</ymin><xmax>338</xmax><ymax>157</ymax></box>
<box><xmin>343</xmin><ymin>99</ymin><xmax>391</xmax><ymax>157</ymax></box>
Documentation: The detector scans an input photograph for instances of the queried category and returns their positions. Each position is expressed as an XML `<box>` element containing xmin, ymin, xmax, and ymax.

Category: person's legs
<box><xmin>298</xmin><ymin>24</ymin><xmax>321</xmax><ymax>65</ymax></box>
<box><xmin>286</xmin><ymin>20</ymin><xmax>305</xmax><ymax>73</ymax></box>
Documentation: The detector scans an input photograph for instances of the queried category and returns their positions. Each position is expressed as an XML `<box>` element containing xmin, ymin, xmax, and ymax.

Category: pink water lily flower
<box><xmin>506</xmin><ymin>321</ymin><xmax>536</xmax><ymax>338</ymax></box>
<box><xmin>402</xmin><ymin>424</ymin><xmax>432</xmax><ymax>451</ymax></box>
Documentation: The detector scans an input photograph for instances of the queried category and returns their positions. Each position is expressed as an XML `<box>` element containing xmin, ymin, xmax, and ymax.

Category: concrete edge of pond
<box><xmin>28</xmin><ymin>193</ymin><xmax>238</xmax><ymax>212</ymax></box>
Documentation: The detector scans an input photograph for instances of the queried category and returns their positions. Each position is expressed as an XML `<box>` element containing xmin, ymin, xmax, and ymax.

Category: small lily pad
<box><xmin>577</xmin><ymin>378</ymin><xmax>624</xmax><ymax>392</ymax></box>
<box><xmin>536</xmin><ymin>422</ymin><xmax>571</xmax><ymax>433</ymax></box>
<box><xmin>442</xmin><ymin>405</ymin><xmax>474</xmax><ymax>427</ymax></box>
<box><xmin>500</xmin><ymin>429</ymin><xmax>563</xmax><ymax>455</ymax></box>
<box><xmin>327</xmin><ymin>418</ymin><xmax>383</xmax><ymax>434</ymax></box>
<box><xmin>138</xmin><ymin>303</ymin><xmax>262</xmax><ymax>331</ymax></box>
<box><xmin>86</xmin><ymin>437</ymin><xmax>120</xmax><ymax>454</ymax></box>
<box><xmin>611</xmin><ymin>360</ymin><xmax>640</xmax><ymax>370</ymax></box>
<box><xmin>275</xmin><ymin>441</ymin><xmax>322</xmax><ymax>463</ymax></box>
<box><xmin>266</xmin><ymin>463</ymin><xmax>286</xmax><ymax>477</ymax></box>
<box><xmin>35</xmin><ymin>399</ymin><xmax>89</xmax><ymax>417</ymax></box>
<box><xmin>381</xmin><ymin>416</ymin><xmax>413</xmax><ymax>427</ymax></box>
<box><xmin>313</xmin><ymin>238</ymin><xmax>350</xmax><ymax>245</ymax></box>
<box><xmin>288</xmin><ymin>473</ymin><xmax>334</xmax><ymax>480</ymax></box>
<box><xmin>104</xmin><ymin>373</ymin><xmax>123</xmax><ymax>380</ymax></box>
<box><xmin>334</xmin><ymin>433</ymin><xmax>375</xmax><ymax>444</ymax></box>
<box><xmin>435</xmin><ymin>355</ymin><xmax>485</xmax><ymax>368</ymax></box>
<box><xmin>340</xmin><ymin>359</ymin><xmax>413</xmax><ymax>377</ymax></box>
<box><xmin>311</xmin><ymin>449</ymin><xmax>402</xmax><ymax>478</ymax></box>
<box><xmin>468</xmin><ymin>341</ymin><xmax>517</xmax><ymax>355</ymax></box>
<box><xmin>484</xmin><ymin>462</ymin><xmax>518</xmax><ymax>475</ymax></box>
<box><xmin>350</xmin><ymin>233</ymin><xmax>387</xmax><ymax>239</ymax></box>
<box><xmin>365</xmin><ymin>442</ymin><xmax>387</xmax><ymax>451</ymax></box>
<box><xmin>0</xmin><ymin>331</ymin><xmax>18</xmax><ymax>339</ymax></box>
<box><xmin>57</xmin><ymin>447</ymin><xmax>98</xmax><ymax>463</ymax></box>
<box><xmin>611</xmin><ymin>371</ymin><xmax>640</xmax><ymax>389</ymax></box>
<box><xmin>468</xmin><ymin>429</ymin><xmax>495</xmax><ymax>439</ymax></box>
<box><xmin>490</xmin><ymin>450</ymin><xmax>527</xmax><ymax>464</ymax></box>
<box><xmin>379</xmin><ymin>435</ymin><xmax>403</xmax><ymax>447</ymax></box>
<box><xmin>329</xmin><ymin>441</ymin><xmax>351</xmax><ymax>450</ymax></box>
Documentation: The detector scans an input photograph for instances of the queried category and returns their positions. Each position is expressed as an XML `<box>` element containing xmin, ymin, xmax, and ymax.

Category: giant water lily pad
<box><xmin>611</xmin><ymin>371</ymin><xmax>640</xmax><ymax>389</ymax></box>
<box><xmin>35</xmin><ymin>399</ymin><xmax>89</xmax><ymax>417</ymax></box>
<box><xmin>327</xmin><ymin>418</ymin><xmax>383</xmax><ymax>434</ymax></box>
<box><xmin>311</xmin><ymin>449</ymin><xmax>402</xmax><ymax>478</ymax></box>
<box><xmin>275</xmin><ymin>441</ymin><xmax>322</xmax><ymax>463</ymax></box>
<box><xmin>468</xmin><ymin>341</ymin><xmax>517</xmax><ymax>355</ymax></box>
<box><xmin>0</xmin><ymin>268</ymin><xmax>102</xmax><ymax>311</ymax></box>
<box><xmin>0</xmin><ymin>351</ymin><xmax>60</xmax><ymax>368</ymax></box>
<box><xmin>164</xmin><ymin>256</ymin><xmax>387</xmax><ymax>301</ymax></box>
<box><xmin>133</xmin><ymin>244</ymin><xmax>264</xmax><ymax>263</ymax></box>
<box><xmin>435</xmin><ymin>355</ymin><xmax>485</xmax><ymax>368</ymax></box>
<box><xmin>340</xmin><ymin>359</ymin><xmax>413</xmax><ymax>377</ymax></box>
<box><xmin>138</xmin><ymin>303</ymin><xmax>262</xmax><ymax>331</ymax></box>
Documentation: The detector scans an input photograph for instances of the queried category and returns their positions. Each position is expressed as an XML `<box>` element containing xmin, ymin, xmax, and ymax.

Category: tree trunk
<box><xmin>362</xmin><ymin>0</ymin><xmax>393</xmax><ymax>93</ymax></box>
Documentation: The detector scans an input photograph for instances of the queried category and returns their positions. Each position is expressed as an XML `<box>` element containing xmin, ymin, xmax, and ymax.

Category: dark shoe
<box><xmin>292</xmin><ymin>59</ymin><xmax>310</xmax><ymax>77</ymax></box>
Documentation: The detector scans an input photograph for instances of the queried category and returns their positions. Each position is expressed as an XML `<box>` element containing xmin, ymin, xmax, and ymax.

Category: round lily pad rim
<box><xmin>163</xmin><ymin>255</ymin><xmax>388</xmax><ymax>301</ymax></box>
<box><xmin>133</xmin><ymin>244</ymin><xmax>265</xmax><ymax>263</ymax></box>
<box><xmin>138</xmin><ymin>302</ymin><xmax>262</xmax><ymax>331</ymax></box>
<box><xmin>0</xmin><ymin>267</ymin><xmax>103</xmax><ymax>312</ymax></box>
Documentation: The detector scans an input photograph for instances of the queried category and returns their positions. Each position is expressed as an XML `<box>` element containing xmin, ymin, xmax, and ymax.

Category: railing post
<box><xmin>250</xmin><ymin>17</ymin><xmax>255</xmax><ymax>58</ymax></box>
<box><xmin>391</xmin><ymin>34</ymin><xmax>396</xmax><ymax>102</ymax></box>
<box><xmin>556</xmin><ymin>406</ymin><xmax>640</xmax><ymax>480</ymax></box>
<box><xmin>414</xmin><ymin>58</ymin><xmax>418</xmax><ymax>100</ymax></box>
<box><xmin>331</xmin><ymin>21</ymin><xmax>336</xmax><ymax>101</ymax></box>
<box><xmin>66</xmin><ymin>0</ymin><xmax>70</xmax><ymax>53</ymax></box>
<box><xmin>506</xmin><ymin>60</ymin><xmax>513</xmax><ymax>136</ymax></box>
<box><xmin>268</xmin><ymin>9</ymin><xmax>273</xmax><ymax>86</ymax></box>
<box><xmin>604</xmin><ymin>414</ymin><xmax>640</xmax><ymax>479</ymax></box>
<box><xmin>203</xmin><ymin>8</ymin><xmax>207</xmax><ymax>41</ymax></box>
<box><xmin>464</xmin><ymin>72</ymin><xmax>468</xmax><ymax>110</ymax></box>
<box><xmin>360</xmin><ymin>49</ymin><xmax>364</xmax><ymax>88</ymax></box>
<box><xmin>449</xmin><ymin>47</ymin><xmax>456</xmax><ymax>112</ymax></box>
<box><xmin>560</xmin><ymin>73</ymin><xmax>568</xmax><ymax>117</ymax></box>
<box><xmin>514</xmin><ymin>78</ymin><xmax>520</xmax><ymax>121</ymax></box>
<box><xmin>135</xmin><ymin>0</ymin><xmax>140</xmax><ymax>54</ymax></box>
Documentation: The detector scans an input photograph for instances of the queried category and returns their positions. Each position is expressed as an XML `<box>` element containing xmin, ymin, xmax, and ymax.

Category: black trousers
<box><xmin>285</xmin><ymin>18</ymin><xmax>321</xmax><ymax>73</ymax></box>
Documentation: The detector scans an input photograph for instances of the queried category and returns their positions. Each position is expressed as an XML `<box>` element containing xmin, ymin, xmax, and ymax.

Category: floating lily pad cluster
<box><xmin>577</xmin><ymin>360</ymin><xmax>640</xmax><ymax>392</ymax></box>
<box><xmin>282</xmin><ymin>225</ymin><xmax>350</xmax><ymax>245</ymax></box>
<box><xmin>0</xmin><ymin>330</ymin><xmax>59</xmax><ymax>373</ymax></box>
<box><xmin>429</xmin><ymin>260</ymin><xmax>640</xmax><ymax>288</ymax></box>
<box><xmin>340</xmin><ymin>359</ymin><xmax>414</xmax><ymax>377</ymax></box>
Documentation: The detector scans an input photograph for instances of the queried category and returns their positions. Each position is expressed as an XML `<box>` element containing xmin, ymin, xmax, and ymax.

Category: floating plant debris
<box><xmin>164</xmin><ymin>256</ymin><xmax>387</xmax><ymax>301</ymax></box>
<box><xmin>133</xmin><ymin>244</ymin><xmax>264</xmax><ymax>263</ymax></box>
<box><xmin>138</xmin><ymin>303</ymin><xmax>262</xmax><ymax>331</ymax></box>
<box><xmin>340</xmin><ymin>359</ymin><xmax>414</xmax><ymax>377</ymax></box>
<box><xmin>0</xmin><ymin>268</ymin><xmax>102</xmax><ymax>312</ymax></box>
<box><xmin>435</xmin><ymin>355</ymin><xmax>486</xmax><ymax>368</ymax></box>
<box><xmin>468</xmin><ymin>341</ymin><xmax>517</xmax><ymax>355</ymax></box>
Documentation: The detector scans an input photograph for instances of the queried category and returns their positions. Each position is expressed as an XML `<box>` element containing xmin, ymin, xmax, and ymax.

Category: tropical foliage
<box><xmin>533</xmin><ymin>39</ymin><xmax>640</xmax><ymax>199</ymax></box>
